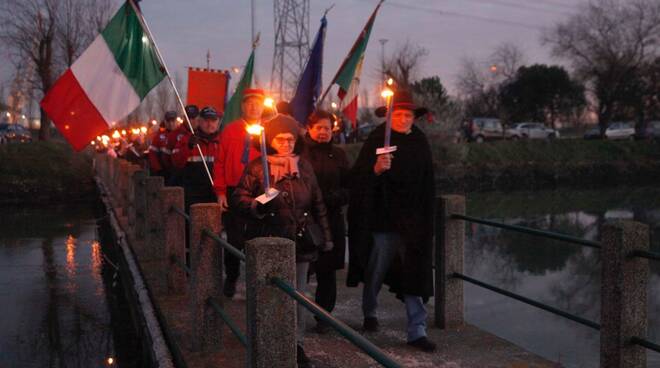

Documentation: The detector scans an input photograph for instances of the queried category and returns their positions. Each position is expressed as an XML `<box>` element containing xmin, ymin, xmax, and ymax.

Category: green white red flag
<box><xmin>41</xmin><ymin>1</ymin><xmax>166</xmax><ymax>151</ymax></box>
<box><xmin>326</xmin><ymin>1</ymin><xmax>382</xmax><ymax>127</ymax></box>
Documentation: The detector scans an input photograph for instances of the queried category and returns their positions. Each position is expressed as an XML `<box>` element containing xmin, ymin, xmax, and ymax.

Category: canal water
<box><xmin>464</xmin><ymin>186</ymin><xmax>660</xmax><ymax>368</ymax></box>
<box><xmin>0</xmin><ymin>202</ymin><xmax>142</xmax><ymax>367</ymax></box>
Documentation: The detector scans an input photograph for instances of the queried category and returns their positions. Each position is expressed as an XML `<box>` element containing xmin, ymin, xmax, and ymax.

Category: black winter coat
<box><xmin>301</xmin><ymin>134</ymin><xmax>350</xmax><ymax>273</ymax></box>
<box><xmin>231</xmin><ymin>156</ymin><xmax>333</xmax><ymax>263</ymax></box>
<box><xmin>347</xmin><ymin>124</ymin><xmax>435</xmax><ymax>299</ymax></box>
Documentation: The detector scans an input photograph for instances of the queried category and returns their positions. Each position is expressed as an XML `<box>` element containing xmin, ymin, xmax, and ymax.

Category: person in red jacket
<box><xmin>213</xmin><ymin>88</ymin><xmax>265</xmax><ymax>298</ymax></box>
<box><xmin>148</xmin><ymin>110</ymin><xmax>178</xmax><ymax>179</ymax></box>
<box><xmin>172</xmin><ymin>106</ymin><xmax>221</xmax><ymax>208</ymax></box>
<box><xmin>166</xmin><ymin>105</ymin><xmax>199</xmax><ymax>186</ymax></box>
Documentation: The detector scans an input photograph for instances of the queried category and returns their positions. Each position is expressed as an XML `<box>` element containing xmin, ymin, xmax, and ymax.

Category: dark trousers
<box><xmin>314</xmin><ymin>270</ymin><xmax>337</xmax><ymax>319</ymax></box>
<box><xmin>223</xmin><ymin>187</ymin><xmax>246</xmax><ymax>282</ymax></box>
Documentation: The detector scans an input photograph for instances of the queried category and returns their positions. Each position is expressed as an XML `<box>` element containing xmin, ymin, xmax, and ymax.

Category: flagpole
<box><xmin>317</xmin><ymin>0</ymin><xmax>383</xmax><ymax>107</ymax></box>
<box><xmin>127</xmin><ymin>0</ymin><xmax>214</xmax><ymax>186</ymax></box>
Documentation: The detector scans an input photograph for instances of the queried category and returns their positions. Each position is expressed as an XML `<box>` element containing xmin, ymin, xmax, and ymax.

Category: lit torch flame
<box><xmin>112</xmin><ymin>130</ymin><xmax>121</xmax><ymax>139</ymax></box>
<box><xmin>263</xmin><ymin>97</ymin><xmax>275</xmax><ymax>109</ymax></box>
<box><xmin>246</xmin><ymin>124</ymin><xmax>264</xmax><ymax>136</ymax></box>
<box><xmin>381</xmin><ymin>87</ymin><xmax>394</xmax><ymax>99</ymax></box>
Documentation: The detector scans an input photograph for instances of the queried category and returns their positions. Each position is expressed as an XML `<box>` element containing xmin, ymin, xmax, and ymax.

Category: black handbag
<box><xmin>296</xmin><ymin>213</ymin><xmax>325</xmax><ymax>252</ymax></box>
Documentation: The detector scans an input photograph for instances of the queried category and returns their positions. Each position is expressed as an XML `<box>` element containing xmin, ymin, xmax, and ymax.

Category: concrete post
<box><xmin>129</xmin><ymin>170</ymin><xmax>147</xmax><ymax>246</ymax></box>
<box><xmin>435</xmin><ymin>195</ymin><xmax>465</xmax><ymax>329</ymax></box>
<box><xmin>114</xmin><ymin>160</ymin><xmax>129</xmax><ymax>219</ymax></box>
<box><xmin>140</xmin><ymin>176</ymin><xmax>166</xmax><ymax>293</ymax></box>
<box><xmin>600</xmin><ymin>220</ymin><xmax>649</xmax><ymax>368</ymax></box>
<box><xmin>245</xmin><ymin>237</ymin><xmax>296</xmax><ymax>368</ymax></box>
<box><xmin>161</xmin><ymin>187</ymin><xmax>187</xmax><ymax>294</ymax></box>
<box><xmin>111</xmin><ymin>157</ymin><xmax>121</xmax><ymax>205</ymax></box>
<box><xmin>188</xmin><ymin>203</ymin><xmax>223</xmax><ymax>352</ymax></box>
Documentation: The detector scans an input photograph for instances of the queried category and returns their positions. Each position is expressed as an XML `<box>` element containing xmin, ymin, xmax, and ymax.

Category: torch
<box><xmin>246</xmin><ymin>124</ymin><xmax>280</xmax><ymax>204</ymax></box>
<box><xmin>376</xmin><ymin>79</ymin><xmax>398</xmax><ymax>155</ymax></box>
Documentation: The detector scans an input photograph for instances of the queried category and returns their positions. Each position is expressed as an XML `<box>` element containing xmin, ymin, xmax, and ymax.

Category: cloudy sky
<box><xmin>1</xmin><ymin>0</ymin><xmax>587</xmax><ymax>105</ymax></box>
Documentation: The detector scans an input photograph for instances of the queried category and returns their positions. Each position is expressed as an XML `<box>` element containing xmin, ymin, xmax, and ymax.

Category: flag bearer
<box><xmin>172</xmin><ymin>106</ymin><xmax>221</xmax><ymax>208</ymax></box>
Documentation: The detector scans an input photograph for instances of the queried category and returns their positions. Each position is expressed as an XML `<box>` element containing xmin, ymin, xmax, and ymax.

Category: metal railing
<box><xmin>452</xmin><ymin>209</ymin><xmax>660</xmax><ymax>357</ymax></box>
<box><xmin>271</xmin><ymin>277</ymin><xmax>402</xmax><ymax>368</ymax></box>
<box><xmin>450</xmin><ymin>213</ymin><xmax>602</xmax><ymax>249</ymax></box>
<box><xmin>204</xmin><ymin>231</ymin><xmax>401</xmax><ymax>367</ymax></box>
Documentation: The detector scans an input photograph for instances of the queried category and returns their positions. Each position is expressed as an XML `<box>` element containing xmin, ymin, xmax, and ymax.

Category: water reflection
<box><xmin>465</xmin><ymin>187</ymin><xmax>660</xmax><ymax>368</ymax></box>
<box><xmin>0</xmin><ymin>204</ymin><xmax>137</xmax><ymax>367</ymax></box>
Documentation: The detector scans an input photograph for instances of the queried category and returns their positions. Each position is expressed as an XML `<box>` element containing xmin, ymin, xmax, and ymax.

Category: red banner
<box><xmin>186</xmin><ymin>68</ymin><xmax>229</xmax><ymax>113</ymax></box>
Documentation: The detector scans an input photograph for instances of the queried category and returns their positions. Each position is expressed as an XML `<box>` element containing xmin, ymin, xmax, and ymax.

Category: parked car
<box><xmin>605</xmin><ymin>122</ymin><xmax>635</xmax><ymax>140</ymax></box>
<box><xmin>469</xmin><ymin>117</ymin><xmax>505</xmax><ymax>143</ymax></box>
<box><xmin>583</xmin><ymin>127</ymin><xmax>601</xmax><ymax>140</ymax></box>
<box><xmin>583</xmin><ymin>122</ymin><xmax>636</xmax><ymax>140</ymax></box>
<box><xmin>635</xmin><ymin>121</ymin><xmax>660</xmax><ymax>141</ymax></box>
<box><xmin>0</xmin><ymin>123</ymin><xmax>32</xmax><ymax>144</ymax></box>
<box><xmin>506</xmin><ymin>122</ymin><xmax>560</xmax><ymax>140</ymax></box>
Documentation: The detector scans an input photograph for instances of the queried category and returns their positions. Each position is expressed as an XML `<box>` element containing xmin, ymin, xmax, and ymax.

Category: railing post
<box><xmin>600</xmin><ymin>220</ymin><xmax>649</xmax><ymax>368</ymax></box>
<box><xmin>245</xmin><ymin>237</ymin><xmax>297</xmax><ymax>368</ymax></box>
<box><xmin>129</xmin><ymin>170</ymin><xmax>147</xmax><ymax>246</ymax></box>
<box><xmin>188</xmin><ymin>203</ymin><xmax>223</xmax><ymax>352</ymax></box>
<box><xmin>435</xmin><ymin>195</ymin><xmax>465</xmax><ymax>329</ymax></box>
<box><xmin>139</xmin><ymin>176</ymin><xmax>166</xmax><ymax>293</ymax></box>
<box><xmin>115</xmin><ymin>160</ymin><xmax>130</xmax><ymax>219</ymax></box>
<box><xmin>161</xmin><ymin>187</ymin><xmax>186</xmax><ymax>294</ymax></box>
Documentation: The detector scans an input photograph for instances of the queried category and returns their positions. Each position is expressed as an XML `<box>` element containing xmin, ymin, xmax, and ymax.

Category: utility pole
<box><xmin>272</xmin><ymin>0</ymin><xmax>310</xmax><ymax>100</ymax></box>
<box><xmin>206</xmin><ymin>49</ymin><xmax>211</xmax><ymax>70</ymax></box>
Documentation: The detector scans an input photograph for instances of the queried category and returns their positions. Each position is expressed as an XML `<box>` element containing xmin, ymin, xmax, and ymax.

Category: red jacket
<box><xmin>172</xmin><ymin>132</ymin><xmax>221</xmax><ymax>201</ymax></box>
<box><xmin>167</xmin><ymin>124</ymin><xmax>191</xmax><ymax>154</ymax></box>
<box><xmin>213</xmin><ymin>119</ymin><xmax>260</xmax><ymax>197</ymax></box>
<box><xmin>148</xmin><ymin>127</ymin><xmax>172</xmax><ymax>173</ymax></box>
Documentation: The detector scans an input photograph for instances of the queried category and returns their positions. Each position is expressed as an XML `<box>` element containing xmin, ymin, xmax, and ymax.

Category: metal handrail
<box><xmin>169</xmin><ymin>205</ymin><xmax>190</xmax><ymax>222</ymax></box>
<box><xmin>453</xmin><ymin>272</ymin><xmax>601</xmax><ymax>331</ymax></box>
<box><xmin>208</xmin><ymin>297</ymin><xmax>247</xmax><ymax>347</ymax></box>
<box><xmin>450</xmin><ymin>213</ymin><xmax>602</xmax><ymax>249</ymax></box>
<box><xmin>630</xmin><ymin>336</ymin><xmax>660</xmax><ymax>354</ymax></box>
<box><xmin>271</xmin><ymin>277</ymin><xmax>402</xmax><ymax>368</ymax></box>
<box><xmin>629</xmin><ymin>250</ymin><xmax>660</xmax><ymax>262</ymax></box>
<box><xmin>202</xmin><ymin>229</ymin><xmax>246</xmax><ymax>262</ymax></box>
<box><xmin>170</xmin><ymin>255</ymin><xmax>191</xmax><ymax>276</ymax></box>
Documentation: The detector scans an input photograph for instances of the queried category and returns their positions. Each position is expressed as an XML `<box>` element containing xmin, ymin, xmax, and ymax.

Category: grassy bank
<box><xmin>341</xmin><ymin>139</ymin><xmax>660</xmax><ymax>192</ymax></box>
<box><xmin>0</xmin><ymin>141</ymin><xmax>95</xmax><ymax>205</ymax></box>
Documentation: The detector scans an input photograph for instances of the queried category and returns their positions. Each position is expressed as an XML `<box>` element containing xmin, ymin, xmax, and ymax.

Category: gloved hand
<box><xmin>321</xmin><ymin>241</ymin><xmax>334</xmax><ymax>252</ymax></box>
<box><xmin>187</xmin><ymin>134</ymin><xmax>200</xmax><ymax>149</ymax></box>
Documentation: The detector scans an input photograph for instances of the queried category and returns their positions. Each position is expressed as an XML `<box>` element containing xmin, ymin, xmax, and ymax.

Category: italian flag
<box><xmin>41</xmin><ymin>2</ymin><xmax>165</xmax><ymax>151</ymax></box>
<box><xmin>330</xmin><ymin>1</ymin><xmax>382</xmax><ymax>128</ymax></box>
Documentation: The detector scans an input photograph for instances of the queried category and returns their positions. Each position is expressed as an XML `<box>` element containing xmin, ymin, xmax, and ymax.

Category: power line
<box><xmin>458</xmin><ymin>0</ymin><xmax>574</xmax><ymax>16</ymax></box>
<box><xmin>383</xmin><ymin>1</ymin><xmax>545</xmax><ymax>31</ymax></box>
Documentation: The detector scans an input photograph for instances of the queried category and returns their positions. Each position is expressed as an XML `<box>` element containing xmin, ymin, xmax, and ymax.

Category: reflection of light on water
<box><xmin>91</xmin><ymin>240</ymin><xmax>103</xmax><ymax>295</ymax></box>
<box><xmin>66</xmin><ymin>235</ymin><xmax>77</xmax><ymax>277</ymax></box>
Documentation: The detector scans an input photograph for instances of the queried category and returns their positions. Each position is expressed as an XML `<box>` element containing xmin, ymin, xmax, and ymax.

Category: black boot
<box><xmin>297</xmin><ymin>344</ymin><xmax>312</xmax><ymax>368</ymax></box>
<box><xmin>363</xmin><ymin>317</ymin><xmax>379</xmax><ymax>332</ymax></box>
<box><xmin>407</xmin><ymin>336</ymin><xmax>437</xmax><ymax>352</ymax></box>
<box><xmin>223</xmin><ymin>279</ymin><xmax>237</xmax><ymax>298</ymax></box>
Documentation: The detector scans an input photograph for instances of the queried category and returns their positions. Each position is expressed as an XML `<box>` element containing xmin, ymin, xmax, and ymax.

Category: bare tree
<box><xmin>382</xmin><ymin>40</ymin><xmax>429</xmax><ymax>89</ymax></box>
<box><xmin>490</xmin><ymin>42</ymin><xmax>526</xmax><ymax>81</ymax></box>
<box><xmin>543</xmin><ymin>0</ymin><xmax>660</xmax><ymax>133</ymax></box>
<box><xmin>0</xmin><ymin>0</ymin><xmax>59</xmax><ymax>140</ymax></box>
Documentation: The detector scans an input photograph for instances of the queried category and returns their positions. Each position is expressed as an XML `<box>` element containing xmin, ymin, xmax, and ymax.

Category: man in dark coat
<box><xmin>347</xmin><ymin>90</ymin><xmax>436</xmax><ymax>352</ymax></box>
<box><xmin>301</xmin><ymin>110</ymin><xmax>350</xmax><ymax>333</ymax></box>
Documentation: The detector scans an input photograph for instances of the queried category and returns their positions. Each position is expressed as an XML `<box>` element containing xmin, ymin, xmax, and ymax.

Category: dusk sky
<box><xmin>1</xmin><ymin>0</ymin><xmax>588</xmax><ymax>106</ymax></box>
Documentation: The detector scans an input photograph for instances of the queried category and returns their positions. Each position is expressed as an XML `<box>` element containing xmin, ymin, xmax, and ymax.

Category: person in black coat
<box><xmin>347</xmin><ymin>90</ymin><xmax>437</xmax><ymax>352</ymax></box>
<box><xmin>301</xmin><ymin>110</ymin><xmax>350</xmax><ymax>333</ymax></box>
<box><xmin>231</xmin><ymin>114</ymin><xmax>332</xmax><ymax>368</ymax></box>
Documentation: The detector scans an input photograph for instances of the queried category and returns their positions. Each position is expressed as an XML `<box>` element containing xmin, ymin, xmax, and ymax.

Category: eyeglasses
<box><xmin>273</xmin><ymin>137</ymin><xmax>296</xmax><ymax>145</ymax></box>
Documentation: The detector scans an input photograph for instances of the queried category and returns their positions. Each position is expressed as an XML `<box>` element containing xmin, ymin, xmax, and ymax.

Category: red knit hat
<box><xmin>242</xmin><ymin>88</ymin><xmax>265</xmax><ymax>101</ymax></box>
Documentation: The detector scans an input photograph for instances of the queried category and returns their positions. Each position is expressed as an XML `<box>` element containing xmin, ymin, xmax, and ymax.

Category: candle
<box><xmin>383</xmin><ymin>91</ymin><xmax>394</xmax><ymax>147</ymax></box>
<box><xmin>246</xmin><ymin>124</ymin><xmax>272</xmax><ymax>194</ymax></box>
<box><xmin>259</xmin><ymin>129</ymin><xmax>270</xmax><ymax>191</ymax></box>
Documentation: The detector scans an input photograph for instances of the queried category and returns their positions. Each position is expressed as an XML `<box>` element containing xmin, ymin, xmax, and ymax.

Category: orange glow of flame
<box><xmin>246</xmin><ymin>124</ymin><xmax>264</xmax><ymax>136</ymax></box>
<box><xmin>112</xmin><ymin>130</ymin><xmax>121</xmax><ymax>139</ymax></box>
<box><xmin>381</xmin><ymin>88</ymin><xmax>394</xmax><ymax>99</ymax></box>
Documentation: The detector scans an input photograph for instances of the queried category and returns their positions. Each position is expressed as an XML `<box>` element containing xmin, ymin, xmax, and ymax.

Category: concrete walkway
<box><xmin>159</xmin><ymin>268</ymin><xmax>560</xmax><ymax>368</ymax></box>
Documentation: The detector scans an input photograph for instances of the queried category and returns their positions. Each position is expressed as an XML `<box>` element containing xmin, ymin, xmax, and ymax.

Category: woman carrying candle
<box><xmin>230</xmin><ymin>114</ymin><xmax>333</xmax><ymax>368</ymax></box>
